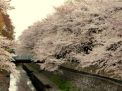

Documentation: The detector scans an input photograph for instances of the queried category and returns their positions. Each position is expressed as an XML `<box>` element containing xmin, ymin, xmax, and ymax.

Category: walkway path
<box><xmin>9</xmin><ymin>66</ymin><xmax>36</xmax><ymax>91</ymax></box>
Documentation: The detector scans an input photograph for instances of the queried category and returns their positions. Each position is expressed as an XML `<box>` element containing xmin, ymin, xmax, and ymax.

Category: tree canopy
<box><xmin>0</xmin><ymin>0</ymin><xmax>16</xmax><ymax>74</ymax></box>
<box><xmin>17</xmin><ymin>0</ymin><xmax>122</xmax><ymax>79</ymax></box>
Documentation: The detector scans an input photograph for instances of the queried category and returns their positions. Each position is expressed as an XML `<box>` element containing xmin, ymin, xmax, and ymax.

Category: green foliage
<box><xmin>50</xmin><ymin>75</ymin><xmax>71</xmax><ymax>91</ymax></box>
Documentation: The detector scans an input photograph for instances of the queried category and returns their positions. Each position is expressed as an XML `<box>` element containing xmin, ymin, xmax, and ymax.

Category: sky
<box><xmin>8</xmin><ymin>0</ymin><xmax>66</xmax><ymax>39</ymax></box>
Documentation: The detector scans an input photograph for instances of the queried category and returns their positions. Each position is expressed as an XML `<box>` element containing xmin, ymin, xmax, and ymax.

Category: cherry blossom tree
<box><xmin>0</xmin><ymin>36</ymin><xmax>16</xmax><ymax>74</ymax></box>
<box><xmin>0</xmin><ymin>0</ymin><xmax>14</xmax><ymax>13</ymax></box>
<box><xmin>0</xmin><ymin>0</ymin><xmax>16</xmax><ymax>74</ymax></box>
<box><xmin>17</xmin><ymin>0</ymin><xmax>122</xmax><ymax>79</ymax></box>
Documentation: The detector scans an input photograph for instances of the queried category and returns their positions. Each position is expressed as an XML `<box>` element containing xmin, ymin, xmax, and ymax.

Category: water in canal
<box><xmin>9</xmin><ymin>66</ymin><xmax>36</xmax><ymax>91</ymax></box>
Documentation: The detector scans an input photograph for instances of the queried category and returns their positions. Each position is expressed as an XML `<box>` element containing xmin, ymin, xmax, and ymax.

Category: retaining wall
<box><xmin>0</xmin><ymin>71</ymin><xmax>10</xmax><ymax>91</ymax></box>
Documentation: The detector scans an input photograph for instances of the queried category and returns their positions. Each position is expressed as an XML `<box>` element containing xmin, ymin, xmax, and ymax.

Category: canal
<box><xmin>7</xmin><ymin>64</ymin><xmax>122</xmax><ymax>91</ymax></box>
<box><xmin>9</xmin><ymin>66</ymin><xmax>36</xmax><ymax>91</ymax></box>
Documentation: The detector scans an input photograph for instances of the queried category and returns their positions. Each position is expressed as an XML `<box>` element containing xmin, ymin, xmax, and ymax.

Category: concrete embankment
<box><xmin>23</xmin><ymin>64</ymin><xmax>61</xmax><ymax>91</ymax></box>
<box><xmin>23</xmin><ymin>63</ymin><xmax>122</xmax><ymax>91</ymax></box>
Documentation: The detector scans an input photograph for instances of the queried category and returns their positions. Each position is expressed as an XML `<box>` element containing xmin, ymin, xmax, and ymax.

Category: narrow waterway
<box><xmin>9</xmin><ymin>66</ymin><xmax>36</xmax><ymax>91</ymax></box>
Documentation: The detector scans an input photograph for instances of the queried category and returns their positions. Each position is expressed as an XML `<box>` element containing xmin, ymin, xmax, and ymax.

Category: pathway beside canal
<box><xmin>9</xmin><ymin>66</ymin><xmax>36</xmax><ymax>91</ymax></box>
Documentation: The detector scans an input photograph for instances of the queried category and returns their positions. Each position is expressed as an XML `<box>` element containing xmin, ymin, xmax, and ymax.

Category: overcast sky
<box><xmin>8</xmin><ymin>0</ymin><xmax>66</xmax><ymax>39</ymax></box>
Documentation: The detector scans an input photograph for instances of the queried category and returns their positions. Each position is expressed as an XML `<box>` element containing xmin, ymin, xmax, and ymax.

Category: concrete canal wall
<box><xmin>23</xmin><ymin>63</ymin><xmax>122</xmax><ymax>91</ymax></box>
<box><xmin>23</xmin><ymin>64</ymin><xmax>61</xmax><ymax>91</ymax></box>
